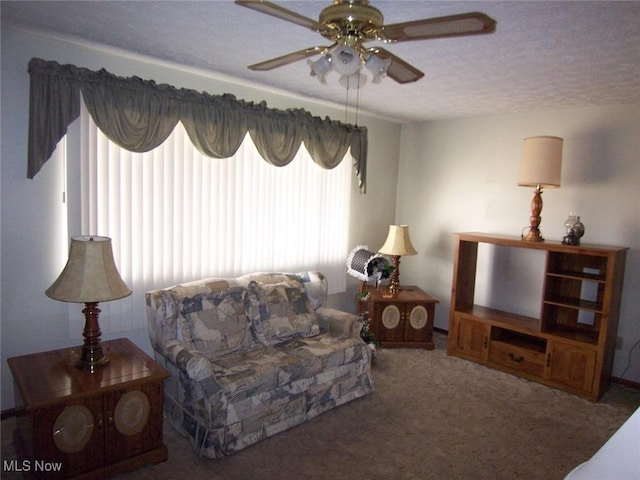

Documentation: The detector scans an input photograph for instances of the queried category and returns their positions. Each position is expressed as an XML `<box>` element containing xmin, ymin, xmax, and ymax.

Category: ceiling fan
<box><xmin>235</xmin><ymin>0</ymin><xmax>497</xmax><ymax>84</ymax></box>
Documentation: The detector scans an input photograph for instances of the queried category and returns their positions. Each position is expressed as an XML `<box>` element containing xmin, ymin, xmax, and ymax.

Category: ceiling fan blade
<box><xmin>248</xmin><ymin>46</ymin><xmax>327</xmax><ymax>71</ymax></box>
<box><xmin>235</xmin><ymin>1</ymin><xmax>328</xmax><ymax>33</ymax></box>
<box><xmin>369</xmin><ymin>48</ymin><xmax>424</xmax><ymax>84</ymax></box>
<box><xmin>381</xmin><ymin>12</ymin><xmax>496</xmax><ymax>42</ymax></box>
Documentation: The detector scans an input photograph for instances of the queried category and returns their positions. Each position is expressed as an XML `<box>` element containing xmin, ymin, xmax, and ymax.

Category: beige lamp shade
<box><xmin>379</xmin><ymin>225</ymin><xmax>417</xmax><ymax>256</ymax></box>
<box><xmin>46</xmin><ymin>236</ymin><xmax>131</xmax><ymax>303</ymax></box>
<box><xmin>518</xmin><ymin>136</ymin><xmax>563</xmax><ymax>188</ymax></box>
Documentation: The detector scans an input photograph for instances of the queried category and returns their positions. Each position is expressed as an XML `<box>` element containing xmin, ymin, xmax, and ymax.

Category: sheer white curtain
<box><xmin>72</xmin><ymin>102</ymin><xmax>351</xmax><ymax>332</ymax></box>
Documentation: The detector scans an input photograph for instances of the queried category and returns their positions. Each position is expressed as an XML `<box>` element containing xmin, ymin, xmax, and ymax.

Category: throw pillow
<box><xmin>180</xmin><ymin>287</ymin><xmax>254</xmax><ymax>358</ymax></box>
<box><xmin>252</xmin><ymin>279</ymin><xmax>320</xmax><ymax>345</ymax></box>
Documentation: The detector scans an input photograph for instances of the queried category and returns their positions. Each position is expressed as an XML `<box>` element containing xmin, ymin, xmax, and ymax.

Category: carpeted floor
<box><xmin>2</xmin><ymin>333</ymin><xmax>638</xmax><ymax>480</ymax></box>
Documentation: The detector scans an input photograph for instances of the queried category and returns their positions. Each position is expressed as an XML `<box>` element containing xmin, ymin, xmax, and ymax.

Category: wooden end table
<box><xmin>7</xmin><ymin>338</ymin><xmax>168</xmax><ymax>479</ymax></box>
<box><xmin>364</xmin><ymin>285</ymin><xmax>439</xmax><ymax>350</ymax></box>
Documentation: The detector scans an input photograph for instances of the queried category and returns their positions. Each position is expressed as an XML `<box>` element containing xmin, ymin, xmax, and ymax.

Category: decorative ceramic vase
<box><xmin>562</xmin><ymin>212</ymin><xmax>585</xmax><ymax>245</ymax></box>
<box><xmin>565</xmin><ymin>212</ymin><xmax>585</xmax><ymax>237</ymax></box>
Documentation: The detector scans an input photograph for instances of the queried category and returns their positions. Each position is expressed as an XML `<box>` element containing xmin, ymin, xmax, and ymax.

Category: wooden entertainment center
<box><xmin>447</xmin><ymin>233</ymin><xmax>627</xmax><ymax>401</ymax></box>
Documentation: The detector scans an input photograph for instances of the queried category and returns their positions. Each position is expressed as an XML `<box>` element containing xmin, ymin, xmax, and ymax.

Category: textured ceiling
<box><xmin>2</xmin><ymin>1</ymin><xmax>639</xmax><ymax>123</ymax></box>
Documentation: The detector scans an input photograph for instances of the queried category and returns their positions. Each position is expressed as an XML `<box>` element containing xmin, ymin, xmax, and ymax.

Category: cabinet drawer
<box><xmin>489</xmin><ymin>340</ymin><xmax>545</xmax><ymax>377</ymax></box>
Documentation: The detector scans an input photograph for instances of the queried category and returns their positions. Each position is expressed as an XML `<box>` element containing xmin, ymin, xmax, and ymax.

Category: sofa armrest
<box><xmin>161</xmin><ymin>340</ymin><xmax>223</xmax><ymax>394</ymax></box>
<box><xmin>163</xmin><ymin>340</ymin><xmax>211</xmax><ymax>376</ymax></box>
<box><xmin>316</xmin><ymin>307</ymin><xmax>362</xmax><ymax>338</ymax></box>
<box><xmin>158</xmin><ymin>340</ymin><xmax>229</xmax><ymax>435</ymax></box>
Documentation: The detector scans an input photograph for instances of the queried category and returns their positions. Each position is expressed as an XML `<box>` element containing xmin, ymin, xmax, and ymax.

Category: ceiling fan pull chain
<box><xmin>344</xmin><ymin>79</ymin><xmax>350</xmax><ymax>124</ymax></box>
<box><xmin>355</xmin><ymin>75</ymin><xmax>361</xmax><ymax>127</ymax></box>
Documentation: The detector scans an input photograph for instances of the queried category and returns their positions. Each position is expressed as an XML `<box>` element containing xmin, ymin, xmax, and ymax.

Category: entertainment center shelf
<box><xmin>448</xmin><ymin>233</ymin><xmax>627</xmax><ymax>401</ymax></box>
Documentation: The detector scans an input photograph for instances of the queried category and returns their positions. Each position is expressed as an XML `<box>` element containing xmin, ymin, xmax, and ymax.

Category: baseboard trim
<box><xmin>611</xmin><ymin>376</ymin><xmax>640</xmax><ymax>390</ymax></box>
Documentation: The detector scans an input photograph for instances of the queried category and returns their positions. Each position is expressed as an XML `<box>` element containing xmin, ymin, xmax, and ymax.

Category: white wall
<box><xmin>0</xmin><ymin>28</ymin><xmax>400</xmax><ymax>410</ymax></box>
<box><xmin>396</xmin><ymin>106</ymin><xmax>640</xmax><ymax>383</ymax></box>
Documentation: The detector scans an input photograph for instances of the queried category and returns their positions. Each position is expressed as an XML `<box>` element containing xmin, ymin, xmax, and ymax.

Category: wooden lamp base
<box><xmin>387</xmin><ymin>255</ymin><xmax>401</xmax><ymax>295</ymax></box>
<box><xmin>78</xmin><ymin>302</ymin><xmax>110</xmax><ymax>369</ymax></box>
<box><xmin>522</xmin><ymin>186</ymin><xmax>545</xmax><ymax>242</ymax></box>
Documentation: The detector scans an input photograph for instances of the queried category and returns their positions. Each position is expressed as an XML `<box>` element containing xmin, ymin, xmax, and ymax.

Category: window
<box><xmin>68</xmin><ymin>103</ymin><xmax>351</xmax><ymax>332</ymax></box>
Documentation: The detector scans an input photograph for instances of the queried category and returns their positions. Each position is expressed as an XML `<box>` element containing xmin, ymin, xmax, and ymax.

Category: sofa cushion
<box><xmin>251</xmin><ymin>280</ymin><xmax>320</xmax><ymax>345</ymax></box>
<box><xmin>180</xmin><ymin>287</ymin><xmax>255</xmax><ymax>358</ymax></box>
<box><xmin>278</xmin><ymin>333</ymin><xmax>368</xmax><ymax>371</ymax></box>
<box><xmin>210</xmin><ymin>343</ymin><xmax>320</xmax><ymax>405</ymax></box>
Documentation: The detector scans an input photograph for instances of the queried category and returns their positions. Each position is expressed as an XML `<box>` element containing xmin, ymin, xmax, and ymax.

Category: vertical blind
<box><xmin>75</xmin><ymin>103</ymin><xmax>351</xmax><ymax>332</ymax></box>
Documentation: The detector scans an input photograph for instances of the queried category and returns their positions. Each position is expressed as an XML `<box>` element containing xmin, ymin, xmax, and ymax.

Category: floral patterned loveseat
<box><xmin>146</xmin><ymin>271</ymin><xmax>375</xmax><ymax>458</ymax></box>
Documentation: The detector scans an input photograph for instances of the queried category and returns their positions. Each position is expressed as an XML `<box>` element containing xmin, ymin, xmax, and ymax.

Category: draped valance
<box><xmin>27</xmin><ymin>58</ymin><xmax>367</xmax><ymax>192</ymax></box>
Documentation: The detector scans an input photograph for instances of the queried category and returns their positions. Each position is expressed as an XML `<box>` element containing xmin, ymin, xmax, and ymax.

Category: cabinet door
<box><xmin>376</xmin><ymin>304</ymin><xmax>403</xmax><ymax>342</ymax></box>
<box><xmin>33</xmin><ymin>397</ymin><xmax>105</xmax><ymax>478</ymax></box>
<box><xmin>104</xmin><ymin>381</ymin><xmax>164</xmax><ymax>463</ymax></box>
<box><xmin>403</xmin><ymin>304</ymin><xmax>431</xmax><ymax>343</ymax></box>
<box><xmin>452</xmin><ymin>316</ymin><xmax>489</xmax><ymax>360</ymax></box>
<box><xmin>546</xmin><ymin>342</ymin><xmax>596</xmax><ymax>393</ymax></box>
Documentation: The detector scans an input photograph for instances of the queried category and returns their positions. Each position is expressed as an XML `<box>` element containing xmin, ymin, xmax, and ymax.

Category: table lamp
<box><xmin>46</xmin><ymin>236</ymin><xmax>131</xmax><ymax>369</ymax></box>
<box><xmin>378</xmin><ymin>225</ymin><xmax>417</xmax><ymax>295</ymax></box>
<box><xmin>518</xmin><ymin>136</ymin><xmax>563</xmax><ymax>242</ymax></box>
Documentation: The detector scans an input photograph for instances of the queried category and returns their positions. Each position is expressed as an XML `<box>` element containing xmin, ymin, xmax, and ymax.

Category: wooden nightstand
<box><xmin>7</xmin><ymin>338</ymin><xmax>168</xmax><ymax>479</ymax></box>
<box><xmin>365</xmin><ymin>285</ymin><xmax>439</xmax><ymax>349</ymax></box>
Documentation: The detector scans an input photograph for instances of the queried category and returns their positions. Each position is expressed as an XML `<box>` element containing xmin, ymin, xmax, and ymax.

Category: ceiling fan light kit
<box><xmin>365</xmin><ymin>53</ymin><xmax>392</xmax><ymax>84</ymax></box>
<box><xmin>331</xmin><ymin>44</ymin><xmax>361</xmax><ymax>76</ymax></box>
<box><xmin>307</xmin><ymin>56</ymin><xmax>332</xmax><ymax>84</ymax></box>
<box><xmin>306</xmin><ymin>42</ymin><xmax>392</xmax><ymax>88</ymax></box>
<box><xmin>236</xmin><ymin>0</ymin><xmax>496</xmax><ymax>88</ymax></box>
<box><xmin>339</xmin><ymin>71</ymin><xmax>367</xmax><ymax>89</ymax></box>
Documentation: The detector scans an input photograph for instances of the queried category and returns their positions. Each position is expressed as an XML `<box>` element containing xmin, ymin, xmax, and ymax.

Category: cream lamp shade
<box><xmin>518</xmin><ymin>136</ymin><xmax>563</xmax><ymax>188</ymax></box>
<box><xmin>379</xmin><ymin>225</ymin><xmax>417</xmax><ymax>256</ymax></box>
<box><xmin>46</xmin><ymin>236</ymin><xmax>130</xmax><ymax>369</ymax></box>
<box><xmin>46</xmin><ymin>236</ymin><xmax>131</xmax><ymax>302</ymax></box>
